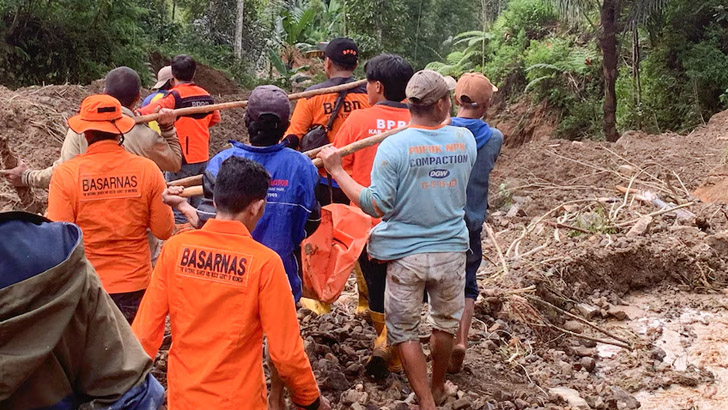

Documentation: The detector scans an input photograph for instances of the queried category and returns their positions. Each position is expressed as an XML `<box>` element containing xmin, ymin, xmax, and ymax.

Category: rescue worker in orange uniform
<box><xmin>332</xmin><ymin>53</ymin><xmax>414</xmax><ymax>380</ymax></box>
<box><xmin>285</xmin><ymin>38</ymin><xmax>370</xmax><ymax>206</ymax></box>
<box><xmin>139</xmin><ymin>55</ymin><xmax>221</xmax><ymax>224</ymax></box>
<box><xmin>46</xmin><ymin>95</ymin><xmax>175</xmax><ymax>323</ymax></box>
<box><xmin>132</xmin><ymin>156</ymin><xmax>330</xmax><ymax>410</ymax></box>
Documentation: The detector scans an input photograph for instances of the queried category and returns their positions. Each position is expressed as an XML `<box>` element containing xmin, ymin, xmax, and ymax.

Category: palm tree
<box><xmin>555</xmin><ymin>0</ymin><xmax>670</xmax><ymax>141</ymax></box>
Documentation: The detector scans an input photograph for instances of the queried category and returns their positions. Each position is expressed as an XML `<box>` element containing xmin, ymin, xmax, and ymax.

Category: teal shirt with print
<box><xmin>359</xmin><ymin>125</ymin><xmax>477</xmax><ymax>261</ymax></box>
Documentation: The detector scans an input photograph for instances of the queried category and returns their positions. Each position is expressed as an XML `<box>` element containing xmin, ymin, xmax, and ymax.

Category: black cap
<box><xmin>322</xmin><ymin>37</ymin><xmax>359</xmax><ymax>66</ymax></box>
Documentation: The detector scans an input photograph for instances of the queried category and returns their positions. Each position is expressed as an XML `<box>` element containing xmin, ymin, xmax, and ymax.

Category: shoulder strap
<box><xmin>326</xmin><ymin>90</ymin><xmax>348</xmax><ymax>131</ymax></box>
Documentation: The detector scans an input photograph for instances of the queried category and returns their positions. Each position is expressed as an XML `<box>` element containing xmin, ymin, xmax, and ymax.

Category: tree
<box><xmin>556</xmin><ymin>0</ymin><xmax>670</xmax><ymax>141</ymax></box>
<box><xmin>234</xmin><ymin>0</ymin><xmax>244</xmax><ymax>58</ymax></box>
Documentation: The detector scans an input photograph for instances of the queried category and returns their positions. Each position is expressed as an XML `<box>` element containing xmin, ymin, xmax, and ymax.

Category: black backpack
<box><xmin>300</xmin><ymin>90</ymin><xmax>348</xmax><ymax>152</ymax></box>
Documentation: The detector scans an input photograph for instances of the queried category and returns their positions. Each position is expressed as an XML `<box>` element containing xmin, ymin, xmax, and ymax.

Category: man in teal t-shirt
<box><xmin>319</xmin><ymin>70</ymin><xmax>476</xmax><ymax>410</ymax></box>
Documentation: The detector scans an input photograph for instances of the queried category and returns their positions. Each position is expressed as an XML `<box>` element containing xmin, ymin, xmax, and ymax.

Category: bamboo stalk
<box><xmin>135</xmin><ymin>79</ymin><xmax>367</xmax><ymax>124</ymax></box>
<box><xmin>168</xmin><ymin>174</ymin><xmax>203</xmax><ymax>187</ymax></box>
<box><xmin>311</xmin><ymin>126</ymin><xmax>407</xmax><ymax>168</ymax></box>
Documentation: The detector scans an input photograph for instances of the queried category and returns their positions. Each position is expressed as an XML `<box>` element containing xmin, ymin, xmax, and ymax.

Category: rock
<box><xmin>651</xmin><ymin>346</ymin><xmax>667</xmax><ymax>361</ymax></box>
<box><xmin>581</xmin><ymin>339</ymin><xmax>598</xmax><ymax>348</ymax></box>
<box><xmin>345</xmin><ymin>363</ymin><xmax>363</xmax><ymax>376</ymax></box>
<box><xmin>580</xmin><ymin>357</ymin><xmax>597</xmax><ymax>373</ymax></box>
<box><xmin>514</xmin><ymin>398</ymin><xmax>530</xmax><ymax>409</ymax></box>
<box><xmin>453</xmin><ymin>397</ymin><xmax>473</xmax><ymax>410</ymax></box>
<box><xmin>323</xmin><ymin>371</ymin><xmax>349</xmax><ymax>391</ymax></box>
<box><xmin>366</xmin><ymin>405</ymin><xmax>380</xmax><ymax>410</ymax></box>
<box><xmin>394</xmin><ymin>403</ymin><xmax>409</xmax><ymax>410</ymax></box>
<box><xmin>340</xmin><ymin>388</ymin><xmax>368</xmax><ymax>405</ymax></box>
<box><xmin>607</xmin><ymin>306</ymin><xmax>630</xmax><ymax>321</ymax></box>
<box><xmin>574</xmin><ymin>346</ymin><xmax>597</xmax><ymax>357</ymax></box>
<box><xmin>626</xmin><ymin>215</ymin><xmax>652</xmax><ymax>238</ymax></box>
<box><xmin>549</xmin><ymin>387</ymin><xmax>590</xmax><ymax>409</ymax></box>
<box><xmin>563</xmin><ymin>320</ymin><xmax>585</xmax><ymax>333</ymax></box>
<box><xmin>557</xmin><ymin>360</ymin><xmax>573</xmax><ymax>374</ymax></box>
<box><xmin>607</xmin><ymin>387</ymin><xmax>640</xmax><ymax>410</ymax></box>
<box><xmin>351</xmin><ymin>404</ymin><xmax>365</xmax><ymax>410</ymax></box>
<box><xmin>325</xmin><ymin>352</ymin><xmax>340</xmax><ymax>365</ymax></box>
<box><xmin>576</xmin><ymin>303</ymin><xmax>601</xmax><ymax>319</ymax></box>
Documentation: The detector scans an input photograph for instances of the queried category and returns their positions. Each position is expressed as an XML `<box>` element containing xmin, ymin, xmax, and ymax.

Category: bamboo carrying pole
<box><xmin>177</xmin><ymin>126</ymin><xmax>409</xmax><ymax>197</ymax></box>
<box><xmin>135</xmin><ymin>79</ymin><xmax>368</xmax><ymax>124</ymax></box>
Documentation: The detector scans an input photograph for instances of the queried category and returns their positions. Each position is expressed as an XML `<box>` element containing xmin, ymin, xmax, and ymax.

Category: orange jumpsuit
<box><xmin>47</xmin><ymin>140</ymin><xmax>174</xmax><ymax>294</ymax></box>
<box><xmin>131</xmin><ymin>218</ymin><xmax>320</xmax><ymax>410</ymax></box>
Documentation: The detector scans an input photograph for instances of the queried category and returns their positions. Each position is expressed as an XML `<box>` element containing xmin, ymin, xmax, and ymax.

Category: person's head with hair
<box><xmin>321</xmin><ymin>38</ymin><xmax>359</xmax><ymax>78</ymax></box>
<box><xmin>171</xmin><ymin>55</ymin><xmax>197</xmax><ymax>83</ymax></box>
<box><xmin>454</xmin><ymin>72</ymin><xmax>498</xmax><ymax>119</ymax></box>
<box><xmin>213</xmin><ymin>156</ymin><xmax>270</xmax><ymax>231</ymax></box>
<box><xmin>67</xmin><ymin>94</ymin><xmax>135</xmax><ymax>145</ymax></box>
<box><xmin>364</xmin><ymin>54</ymin><xmax>414</xmax><ymax>105</ymax></box>
<box><xmin>244</xmin><ymin>85</ymin><xmax>291</xmax><ymax>147</ymax></box>
<box><xmin>406</xmin><ymin>70</ymin><xmax>456</xmax><ymax>126</ymax></box>
<box><xmin>104</xmin><ymin>67</ymin><xmax>141</xmax><ymax>108</ymax></box>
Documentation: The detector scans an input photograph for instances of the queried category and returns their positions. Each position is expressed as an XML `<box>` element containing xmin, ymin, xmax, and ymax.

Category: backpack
<box><xmin>299</xmin><ymin>90</ymin><xmax>348</xmax><ymax>152</ymax></box>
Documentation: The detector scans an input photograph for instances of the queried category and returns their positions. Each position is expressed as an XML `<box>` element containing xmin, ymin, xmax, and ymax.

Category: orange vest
<box><xmin>46</xmin><ymin>140</ymin><xmax>174</xmax><ymax>293</ymax></box>
<box><xmin>139</xmin><ymin>83</ymin><xmax>221</xmax><ymax>164</ymax></box>
<box><xmin>131</xmin><ymin>219</ymin><xmax>320</xmax><ymax>410</ymax></box>
<box><xmin>333</xmin><ymin>102</ymin><xmax>410</xmax><ymax>187</ymax></box>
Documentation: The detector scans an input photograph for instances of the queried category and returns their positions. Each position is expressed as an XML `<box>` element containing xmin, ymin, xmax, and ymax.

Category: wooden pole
<box><xmin>311</xmin><ymin>126</ymin><xmax>407</xmax><ymax>168</ymax></box>
<box><xmin>135</xmin><ymin>79</ymin><xmax>367</xmax><ymax>124</ymax></box>
<box><xmin>175</xmin><ymin>126</ymin><xmax>408</xmax><ymax>197</ymax></box>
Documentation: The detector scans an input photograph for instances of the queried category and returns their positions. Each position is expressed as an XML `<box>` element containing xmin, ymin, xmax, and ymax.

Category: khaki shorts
<box><xmin>384</xmin><ymin>252</ymin><xmax>466</xmax><ymax>345</ymax></box>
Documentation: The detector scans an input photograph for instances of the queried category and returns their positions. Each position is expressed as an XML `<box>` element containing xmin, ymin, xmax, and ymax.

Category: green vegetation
<box><xmin>0</xmin><ymin>0</ymin><xmax>726</xmax><ymax>139</ymax></box>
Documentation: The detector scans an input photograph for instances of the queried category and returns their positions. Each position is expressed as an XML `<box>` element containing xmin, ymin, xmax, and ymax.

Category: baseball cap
<box><xmin>67</xmin><ymin>94</ymin><xmax>135</xmax><ymax>135</ymax></box>
<box><xmin>153</xmin><ymin>66</ymin><xmax>173</xmax><ymax>89</ymax></box>
<box><xmin>455</xmin><ymin>72</ymin><xmax>499</xmax><ymax>106</ymax></box>
<box><xmin>246</xmin><ymin>85</ymin><xmax>291</xmax><ymax>122</ymax></box>
<box><xmin>321</xmin><ymin>37</ymin><xmax>359</xmax><ymax>66</ymax></box>
<box><xmin>405</xmin><ymin>70</ymin><xmax>457</xmax><ymax>106</ymax></box>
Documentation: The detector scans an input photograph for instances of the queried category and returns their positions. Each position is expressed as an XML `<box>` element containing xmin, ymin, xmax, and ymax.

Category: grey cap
<box><xmin>247</xmin><ymin>85</ymin><xmax>291</xmax><ymax>121</ymax></box>
<box><xmin>405</xmin><ymin>70</ymin><xmax>456</xmax><ymax>106</ymax></box>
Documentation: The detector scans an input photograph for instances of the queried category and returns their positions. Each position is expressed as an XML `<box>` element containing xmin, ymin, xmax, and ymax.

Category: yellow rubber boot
<box><xmin>354</xmin><ymin>263</ymin><xmax>370</xmax><ymax>316</ymax></box>
<box><xmin>365</xmin><ymin>311</ymin><xmax>390</xmax><ymax>380</ymax></box>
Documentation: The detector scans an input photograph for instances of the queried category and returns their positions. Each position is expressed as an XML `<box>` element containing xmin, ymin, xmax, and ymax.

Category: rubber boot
<box><xmin>365</xmin><ymin>311</ymin><xmax>390</xmax><ymax>380</ymax></box>
<box><xmin>354</xmin><ymin>263</ymin><xmax>370</xmax><ymax>316</ymax></box>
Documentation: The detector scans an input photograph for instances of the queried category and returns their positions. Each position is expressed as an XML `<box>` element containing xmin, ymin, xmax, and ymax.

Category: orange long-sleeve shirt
<box><xmin>333</xmin><ymin>102</ymin><xmax>410</xmax><ymax>187</ymax></box>
<box><xmin>139</xmin><ymin>82</ymin><xmax>221</xmax><ymax>164</ymax></box>
<box><xmin>131</xmin><ymin>218</ymin><xmax>320</xmax><ymax>410</ymax></box>
<box><xmin>47</xmin><ymin>140</ymin><xmax>174</xmax><ymax>293</ymax></box>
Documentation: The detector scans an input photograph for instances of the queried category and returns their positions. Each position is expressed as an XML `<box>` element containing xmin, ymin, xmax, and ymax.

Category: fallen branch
<box><xmin>527</xmin><ymin>296</ymin><xmax>633</xmax><ymax>347</ymax></box>
<box><xmin>614</xmin><ymin>201</ymin><xmax>696</xmax><ymax>228</ymax></box>
<box><xmin>545</xmin><ymin>322</ymin><xmax>633</xmax><ymax>350</ymax></box>
<box><xmin>135</xmin><ymin>79</ymin><xmax>368</xmax><ymax>124</ymax></box>
<box><xmin>484</xmin><ymin>223</ymin><xmax>509</xmax><ymax>276</ymax></box>
<box><xmin>544</xmin><ymin>221</ymin><xmax>592</xmax><ymax>235</ymax></box>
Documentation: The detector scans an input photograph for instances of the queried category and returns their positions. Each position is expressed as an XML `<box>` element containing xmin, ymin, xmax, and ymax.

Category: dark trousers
<box><xmin>166</xmin><ymin>160</ymin><xmax>208</xmax><ymax>223</ymax></box>
<box><xmin>110</xmin><ymin>289</ymin><xmax>146</xmax><ymax>324</ymax></box>
<box><xmin>315</xmin><ymin>182</ymin><xmax>349</xmax><ymax>206</ymax></box>
<box><xmin>359</xmin><ymin>245</ymin><xmax>388</xmax><ymax>314</ymax></box>
<box><xmin>465</xmin><ymin>226</ymin><xmax>482</xmax><ymax>300</ymax></box>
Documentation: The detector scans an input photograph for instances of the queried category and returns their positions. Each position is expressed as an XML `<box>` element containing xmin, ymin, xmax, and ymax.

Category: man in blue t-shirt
<box><xmin>448</xmin><ymin>72</ymin><xmax>504</xmax><ymax>373</ymax></box>
<box><xmin>319</xmin><ymin>70</ymin><xmax>476</xmax><ymax>410</ymax></box>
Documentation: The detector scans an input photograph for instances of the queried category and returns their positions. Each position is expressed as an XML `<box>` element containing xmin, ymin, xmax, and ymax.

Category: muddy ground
<box><xmin>2</xmin><ymin>73</ymin><xmax>728</xmax><ymax>409</ymax></box>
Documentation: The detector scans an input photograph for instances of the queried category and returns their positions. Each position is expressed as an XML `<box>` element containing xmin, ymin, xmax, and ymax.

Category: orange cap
<box><xmin>454</xmin><ymin>73</ymin><xmax>498</xmax><ymax>107</ymax></box>
<box><xmin>67</xmin><ymin>94</ymin><xmax>135</xmax><ymax>135</ymax></box>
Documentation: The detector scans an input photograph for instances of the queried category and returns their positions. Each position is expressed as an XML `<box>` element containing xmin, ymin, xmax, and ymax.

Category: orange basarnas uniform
<box><xmin>131</xmin><ymin>218</ymin><xmax>320</xmax><ymax>410</ymax></box>
<box><xmin>139</xmin><ymin>82</ymin><xmax>221</xmax><ymax>164</ymax></box>
<box><xmin>333</xmin><ymin>101</ymin><xmax>410</xmax><ymax>187</ymax></box>
<box><xmin>47</xmin><ymin>140</ymin><xmax>174</xmax><ymax>293</ymax></box>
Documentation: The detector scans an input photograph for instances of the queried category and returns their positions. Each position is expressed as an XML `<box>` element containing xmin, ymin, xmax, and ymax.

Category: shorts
<box><xmin>385</xmin><ymin>252</ymin><xmax>466</xmax><ymax>345</ymax></box>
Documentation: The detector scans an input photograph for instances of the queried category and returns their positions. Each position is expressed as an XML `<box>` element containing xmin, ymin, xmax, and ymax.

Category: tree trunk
<box><xmin>234</xmin><ymin>0</ymin><xmax>244</xmax><ymax>59</ymax></box>
<box><xmin>599</xmin><ymin>0</ymin><xmax>619</xmax><ymax>142</ymax></box>
<box><xmin>633</xmin><ymin>27</ymin><xmax>642</xmax><ymax>130</ymax></box>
